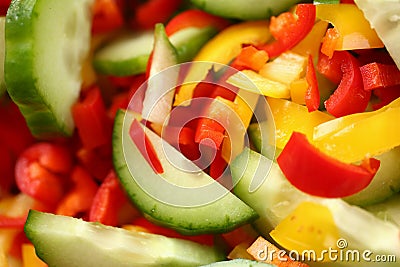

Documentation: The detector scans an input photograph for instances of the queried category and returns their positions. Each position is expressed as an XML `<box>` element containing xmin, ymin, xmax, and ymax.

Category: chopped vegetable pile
<box><xmin>1</xmin><ymin>0</ymin><xmax>400</xmax><ymax>266</ymax></box>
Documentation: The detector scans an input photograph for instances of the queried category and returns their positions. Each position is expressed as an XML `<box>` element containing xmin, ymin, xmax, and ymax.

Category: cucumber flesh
<box><xmin>93</xmin><ymin>30</ymin><xmax>154</xmax><ymax>76</ymax></box>
<box><xmin>354</xmin><ymin>0</ymin><xmax>400</xmax><ymax>69</ymax></box>
<box><xmin>5</xmin><ymin>0</ymin><xmax>93</xmax><ymax>138</ymax></box>
<box><xmin>230</xmin><ymin>148</ymin><xmax>400</xmax><ymax>263</ymax></box>
<box><xmin>343</xmin><ymin>145</ymin><xmax>400</xmax><ymax>206</ymax></box>
<box><xmin>365</xmin><ymin>193</ymin><xmax>400</xmax><ymax>227</ymax></box>
<box><xmin>200</xmin><ymin>259</ymin><xmax>275</xmax><ymax>266</ymax></box>
<box><xmin>25</xmin><ymin>210</ymin><xmax>225</xmax><ymax>267</ymax></box>
<box><xmin>190</xmin><ymin>0</ymin><xmax>303</xmax><ymax>20</ymax></box>
<box><xmin>0</xmin><ymin>17</ymin><xmax>5</xmax><ymax>96</ymax></box>
<box><xmin>112</xmin><ymin>110</ymin><xmax>258</xmax><ymax>235</ymax></box>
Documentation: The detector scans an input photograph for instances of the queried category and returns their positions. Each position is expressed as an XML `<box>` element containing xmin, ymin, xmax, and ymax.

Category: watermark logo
<box><xmin>121</xmin><ymin>61</ymin><xmax>276</xmax><ymax>207</ymax></box>
<box><xmin>256</xmin><ymin>238</ymin><xmax>397</xmax><ymax>264</ymax></box>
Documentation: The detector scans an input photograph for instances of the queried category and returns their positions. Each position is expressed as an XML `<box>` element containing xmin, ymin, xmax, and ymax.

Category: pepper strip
<box><xmin>277</xmin><ymin>132</ymin><xmax>380</xmax><ymax>198</ymax></box>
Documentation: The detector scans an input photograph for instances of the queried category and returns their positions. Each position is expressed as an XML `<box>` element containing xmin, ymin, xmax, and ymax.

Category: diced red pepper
<box><xmin>15</xmin><ymin>143</ymin><xmax>72</xmax><ymax>206</ymax></box>
<box><xmin>131</xmin><ymin>217</ymin><xmax>215</xmax><ymax>246</ymax></box>
<box><xmin>305</xmin><ymin>54</ymin><xmax>320</xmax><ymax>112</ymax></box>
<box><xmin>277</xmin><ymin>132</ymin><xmax>380</xmax><ymax>198</ymax></box>
<box><xmin>360</xmin><ymin>62</ymin><xmax>400</xmax><ymax>90</ymax></box>
<box><xmin>133</xmin><ymin>0</ymin><xmax>182</xmax><ymax>29</ymax></box>
<box><xmin>259</xmin><ymin>4</ymin><xmax>316</xmax><ymax>58</ymax></box>
<box><xmin>56</xmin><ymin>166</ymin><xmax>99</xmax><ymax>218</ymax></box>
<box><xmin>76</xmin><ymin>146</ymin><xmax>113</xmax><ymax>182</ymax></box>
<box><xmin>209</xmin><ymin>149</ymin><xmax>228</xmax><ymax>180</ymax></box>
<box><xmin>92</xmin><ymin>0</ymin><xmax>125</xmax><ymax>34</ymax></box>
<box><xmin>320</xmin><ymin>27</ymin><xmax>340</xmax><ymax>59</ymax></box>
<box><xmin>0</xmin><ymin>144</ymin><xmax>15</xmax><ymax>194</ymax></box>
<box><xmin>0</xmin><ymin>215</ymin><xmax>27</xmax><ymax>229</ymax></box>
<box><xmin>161</xmin><ymin>125</ymin><xmax>201</xmax><ymax>161</ymax></box>
<box><xmin>0</xmin><ymin>0</ymin><xmax>11</xmax><ymax>16</ymax></box>
<box><xmin>89</xmin><ymin>171</ymin><xmax>129</xmax><ymax>226</ymax></box>
<box><xmin>317</xmin><ymin>51</ymin><xmax>342</xmax><ymax>84</ymax></box>
<box><xmin>72</xmin><ymin>86</ymin><xmax>113</xmax><ymax>150</ymax></box>
<box><xmin>165</xmin><ymin>9</ymin><xmax>230</xmax><ymax>36</ymax></box>
<box><xmin>323</xmin><ymin>51</ymin><xmax>371</xmax><ymax>117</ymax></box>
<box><xmin>195</xmin><ymin>118</ymin><xmax>226</xmax><ymax>149</ymax></box>
<box><xmin>231</xmin><ymin>45</ymin><xmax>269</xmax><ymax>72</ymax></box>
<box><xmin>129</xmin><ymin>119</ymin><xmax>164</xmax><ymax>174</ymax></box>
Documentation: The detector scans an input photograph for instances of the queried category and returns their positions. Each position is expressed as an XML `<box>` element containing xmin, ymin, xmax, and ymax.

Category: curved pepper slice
<box><xmin>277</xmin><ymin>132</ymin><xmax>380</xmax><ymax>198</ymax></box>
<box><xmin>323</xmin><ymin>51</ymin><xmax>371</xmax><ymax>117</ymax></box>
<box><xmin>316</xmin><ymin>3</ymin><xmax>384</xmax><ymax>58</ymax></box>
<box><xmin>259</xmin><ymin>4</ymin><xmax>316</xmax><ymax>58</ymax></box>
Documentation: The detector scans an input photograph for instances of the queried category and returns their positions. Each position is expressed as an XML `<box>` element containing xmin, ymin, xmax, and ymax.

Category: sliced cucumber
<box><xmin>343</xmin><ymin>145</ymin><xmax>400</xmax><ymax>206</ymax></box>
<box><xmin>25</xmin><ymin>210</ymin><xmax>225</xmax><ymax>267</ymax></box>
<box><xmin>112</xmin><ymin>110</ymin><xmax>258</xmax><ymax>235</ymax></box>
<box><xmin>247</xmin><ymin>122</ymin><xmax>280</xmax><ymax>160</ymax></box>
<box><xmin>365</xmin><ymin>193</ymin><xmax>400</xmax><ymax>227</ymax></box>
<box><xmin>200</xmin><ymin>259</ymin><xmax>274</xmax><ymax>266</ymax></box>
<box><xmin>230</xmin><ymin>148</ymin><xmax>400</xmax><ymax>262</ymax></box>
<box><xmin>93</xmin><ymin>30</ymin><xmax>154</xmax><ymax>76</ymax></box>
<box><xmin>190</xmin><ymin>0</ymin><xmax>303</xmax><ymax>20</ymax></box>
<box><xmin>5</xmin><ymin>0</ymin><xmax>93</xmax><ymax>138</ymax></box>
<box><xmin>0</xmin><ymin>17</ymin><xmax>5</xmax><ymax>96</ymax></box>
<box><xmin>354</xmin><ymin>0</ymin><xmax>400</xmax><ymax>69</ymax></box>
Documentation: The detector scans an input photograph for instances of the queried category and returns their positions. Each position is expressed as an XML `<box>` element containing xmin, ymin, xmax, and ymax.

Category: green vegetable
<box><xmin>190</xmin><ymin>0</ymin><xmax>303</xmax><ymax>20</ymax></box>
<box><xmin>365</xmin><ymin>193</ymin><xmax>400</xmax><ymax>227</ymax></box>
<box><xmin>25</xmin><ymin>210</ymin><xmax>225</xmax><ymax>267</ymax></box>
<box><xmin>0</xmin><ymin>17</ymin><xmax>5</xmax><ymax>96</ymax></box>
<box><xmin>5</xmin><ymin>0</ymin><xmax>93</xmax><ymax>138</ymax></box>
<box><xmin>112</xmin><ymin>110</ymin><xmax>258</xmax><ymax>235</ymax></box>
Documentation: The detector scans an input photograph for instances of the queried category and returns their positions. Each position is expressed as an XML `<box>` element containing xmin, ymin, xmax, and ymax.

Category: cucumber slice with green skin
<box><xmin>112</xmin><ymin>110</ymin><xmax>258</xmax><ymax>235</ymax></box>
<box><xmin>365</xmin><ymin>193</ymin><xmax>400</xmax><ymax>227</ymax></box>
<box><xmin>190</xmin><ymin>0</ymin><xmax>303</xmax><ymax>20</ymax></box>
<box><xmin>93</xmin><ymin>26</ymin><xmax>218</xmax><ymax>77</ymax></box>
<box><xmin>0</xmin><ymin>17</ymin><xmax>5</xmax><ymax>96</ymax></box>
<box><xmin>247</xmin><ymin>122</ymin><xmax>280</xmax><ymax>160</ymax></box>
<box><xmin>200</xmin><ymin>259</ymin><xmax>275</xmax><ymax>267</ymax></box>
<box><xmin>230</xmin><ymin>148</ymin><xmax>400</xmax><ymax>263</ymax></box>
<box><xmin>92</xmin><ymin>30</ymin><xmax>154</xmax><ymax>76</ymax></box>
<box><xmin>25</xmin><ymin>210</ymin><xmax>225</xmax><ymax>267</ymax></box>
<box><xmin>343</xmin><ymin>146</ymin><xmax>400</xmax><ymax>206</ymax></box>
<box><xmin>5</xmin><ymin>0</ymin><xmax>93</xmax><ymax>138</ymax></box>
<box><xmin>354</xmin><ymin>0</ymin><xmax>400</xmax><ymax>69</ymax></box>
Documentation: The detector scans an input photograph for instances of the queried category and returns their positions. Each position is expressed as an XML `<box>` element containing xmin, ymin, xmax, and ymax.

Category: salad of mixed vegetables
<box><xmin>0</xmin><ymin>0</ymin><xmax>400</xmax><ymax>266</ymax></box>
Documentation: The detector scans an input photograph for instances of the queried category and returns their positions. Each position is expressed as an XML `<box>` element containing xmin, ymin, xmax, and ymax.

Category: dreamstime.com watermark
<box><xmin>256</xmin><ymin>238</ymin><xmax>397</xmax><ymax>263</ymax></box>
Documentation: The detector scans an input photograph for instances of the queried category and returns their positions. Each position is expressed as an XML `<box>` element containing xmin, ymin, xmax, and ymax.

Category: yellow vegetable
<box><xmin>174</xmin><ymin>20</ymin><xmax>271</xmax><ymax>106</ymax></box>
<box><xmin>316</xmin><ymin>4</ymin><xmax>384</xmax><ymax>55</ymax></box>
<box><xmin>22</xmin><ymin>244</ymin><xmax>47</xmax><ymax>267</ymax></box>
<box><xmin>267</xmin><ymin>97</ymin><xmax>333</xmax><ymax>149</ymax></box>
<box><xmin>270</xmin><ymin>202</ymin><xmax>340</xmax><ymax>262</ymax></box>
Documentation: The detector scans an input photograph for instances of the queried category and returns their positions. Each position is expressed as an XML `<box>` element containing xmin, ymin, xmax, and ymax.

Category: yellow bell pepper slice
<box><xmin>174</xmin><ymin>20</ymin><xmax>271</xmax><ymax>106</ymax></box>
<box><xmin>227</xmin><ymin>70</ymin><xmax>290</xmax><ymax>99</ymax></box>
<box><xmin>270</xmin><ymin>201</ymin><xmax>340</xmax><ymax>263</ymax></box>
<box><xmin>316</xmin><ymin>4</ymin><xmax>384</xmax><ymax>57</ymax></box>
<box><xmin>314</xmin><ymin>106</ymin><xmax>400</xmax><ymax>164</ymax></box>
<box><xmin>290</xmin><ymin>78</ymin><xmax>308</xmax><ymax>105</ymax></box>
<box><xmin>22</xmin><ymin>244</ymin><xmax>47</xmax><ymax>267</ymax></box>
<box><xmin>267</xmin><ymin>97</ymin><xmax>333</xmax><ymax>149</ymax></box>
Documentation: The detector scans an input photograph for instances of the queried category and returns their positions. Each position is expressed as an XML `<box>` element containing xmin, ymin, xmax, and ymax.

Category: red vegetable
<box><xmin>305</xmin><ymin>54</ymin><xmax>320</xmax><ymax>112</ymax></box>
<box><xmin>134</xmin><ymin>0</ymin><xmax>182</xmax><ymax>29</ymax></box>
<box><xmin>277</xmin><ymin>132</ymin><xmax>380</xmax><ymax>198</ymax></box>
<box><xmin>15</xmin><ymin>143</ymin><xmax>72</xmax><ymax>206</ymax></box>
<box><xmin>259</xmin><ymin>4</ymin><xmax>316</xmax><ymax>58</ymax></box>
<box><xmin>323</xmin><ymin>51</ymin><xmax>371</xmax><ymax>117</ymax></box>
<box><xmin>89</xmin><ymin>171</ymin><xmax>129</xmax><ymax>226</ymax></box>
<box><xmin>231</xmin><ymin>45</ymin><xmax>269</xmax><ymax>72</ymax></box>
<box><xmin>165</xmin><ymin>9</ymin><xmax>230</xmax><ymax>36</ymax></box>
<box><xmin>92</xmin><ymin>0</ymin><xmax>125</xmax><ymax>34</ymax></box>
<box><xmin>360</xmin><ymin>62</ymin><xmax>400</xmax><ymax>91</ymax></box>
<box><xmin>129</xmin><ymin>119</ymin><xmax>164</xmax><ymax>174</ymax></box>
<box><xmin>72</xmin><ymin>86</ymin><xmax>113</xmax><ymax>150</ymax></box>
<box><xmin>372</xmin><ymin>85</ymin><xmax>400</xmax><ymax>110</ymax></box>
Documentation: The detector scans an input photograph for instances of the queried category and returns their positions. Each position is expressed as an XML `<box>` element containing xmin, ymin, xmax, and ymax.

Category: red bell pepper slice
<box><xmin>0</xmin><ymin>144</ymin><xmax>15</xmax><ymax>194</ymax></box>
<box><xmin>259</xmin><ymin>4</ymin><xmax>316</xmax><ymax>58</ymax></box>
<box><xmin>89</xmin><ymin>171</ymin><xmax>129</xmax><ymax>226</ymax></box>
<box><xmin>0</xmin><ymin>215</ymin><xmax>27</xmax><ymax>229</ymax></box>
<box><xmin>72</xmin><ymin>86</ymin><xmax>113</xmax><ymax>150</ymax></box>
<box><xmin>134</xmin><ymin>0</ymin><xmax>182</xmax><ymax>29</ymax></box>
<box><xmin>129</xmin><ymin>119</ymin><xmax>164</xmax><ymax>174</ymax></box>
<box><xmin>15</xmin><ymin>142</ymin><xmax>72</xmax><ymax>206</ymax></box>
<box><xmin>305</xmin><ymin>54</ymin><xmax>320</xmax><ymax>112</ymax></box>
<box><xmin>131</xmin><ymin>217</ymin><xmax>214</xmax><ymax>246</ymax></box>
<box><xmin>317</xmin><ymin>51</ymin><xmax>342</xmax><ymax>85</ymax></box>
<box><xmin>231</xmin><ymin>45</ymin><xmax>269</xmax><ymax>72</ymax></box>
<box><xmin>277</xmin><ymin>132</ymin><xmax>380</xmax><ymax>198</ymax></box>
<box><xmin>92</xmin><ymin>0</ymin><xmax>125</xmax><ymax>34</ymax></box>
<box><xmin>165</xmin><ymin>9</ymin><xmax>230</xmax><ymax>36</ymax></box>
<box><xmin>323</xmin><ymin>51</ymin><xmax>371</xmax><ymax>117</ymax></box>
<box><xmin>56</xmin><ymin>166</ymin><xmax>99</xmax><ymax>217</ymax></box>
<box><xmin>161</xmin><ymin>125</ymin><xmax>201</xmax><ymax>161</ymax></box>
<box><xmin>372</xmin><ymin>85</ymin><xmax>400</xmax><ymax>110</ymax></box>
<box><xmin>360</xmin><ymin>62</ymin><xmax>400</xmax><ymax>91</ymax></box>
<box><xmin>0</xmin><ymin>0</ymin><xmax>11</xmax><ymax>16</ymax></box>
